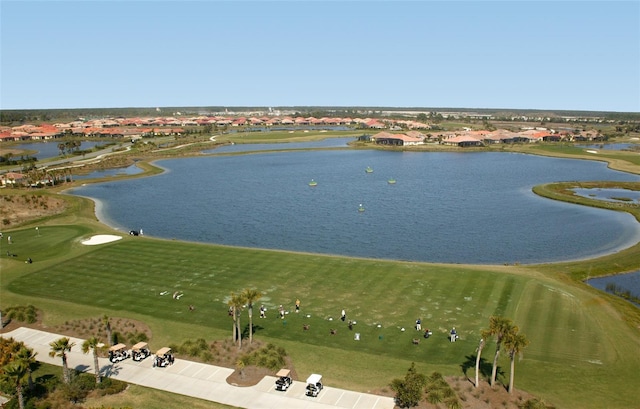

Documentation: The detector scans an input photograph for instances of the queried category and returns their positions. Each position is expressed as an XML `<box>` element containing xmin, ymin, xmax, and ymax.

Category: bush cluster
<box><xmin>425</xmin><ymin>372</ymin><xmax>461</xmax><ymax>409</ymax></box>
<box><xmin>238</xmin><ymin>343</ymin><xmax>286</xmax><ymax>371</ymax></box>
<box><xmin>169</xmin><ymin>338</ymin><xmax>214</xmax><ymax>362</ymax></box>
<box><xmin>3</xmin><ymin>304</ymin><xmax>38</xmax><ymax>324</ymax></box>
<box><xmin>2</xmin><ymin>371</ymin><xmax>128</xmax><ymax>409</ymax></box>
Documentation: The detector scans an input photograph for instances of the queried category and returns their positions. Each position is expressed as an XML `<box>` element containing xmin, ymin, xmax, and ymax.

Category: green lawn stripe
<box><xmin>492</xmin><ymin>276</ymin><xmax>515</xmax><ymax>317</ymax></box>
<box><xmin>5</xmin><ymin>222</ymin><xmax>640</xmax><ymax>409</ymax></box>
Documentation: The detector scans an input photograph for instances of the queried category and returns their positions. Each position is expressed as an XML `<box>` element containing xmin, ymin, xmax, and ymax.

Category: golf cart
<box><xmin>305</xmin><ymin>373</ymin><xmax>323</xmax><ymax>397</ymax></box>
<box><xmin>131</xmin><ymin>342</ymin><xmax>151</xmax><ymax>361</ymax></box>
<box><xmin>154</xmin><ymin>347</ymin><xmax>174</xmax><ymax>368</ymax></box>
<box><xmin>274</xmin><ymin>368</ymin><xmax>292</xmax><ymax>391</ymax></box>
<box><xmin>108</xmin><ymin>343</ymin><xmax>130</xmax><ymax>363</ymax></box>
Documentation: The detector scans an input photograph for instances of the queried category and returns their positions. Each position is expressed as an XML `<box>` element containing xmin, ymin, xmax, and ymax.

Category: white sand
<box><xmin>81</xmin><ymin>234</ymin><xmax>123</xmax><ymax>245</ymax></box>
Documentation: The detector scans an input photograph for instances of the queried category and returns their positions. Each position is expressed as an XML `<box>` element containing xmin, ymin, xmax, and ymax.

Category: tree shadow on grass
<box><xmin>461</xmin><ymin>354</ymin><xmax>496</xmax><ymax>383</ymax></box>
<box><xmin>242</xmin><ymin>323</ymin><xmax>265</xmax><ymax>339</ymax></box>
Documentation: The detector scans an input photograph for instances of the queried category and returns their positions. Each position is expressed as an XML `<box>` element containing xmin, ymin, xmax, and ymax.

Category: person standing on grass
<box><xmin>341</xmin><ymin>309</ymin><xmax>346</xmax><ymax>321</ymax></box>
<box><xmin>416</xmin><ymin>318</ymin><xmax>422</xmax><ymax>331</ymax></box>
<box><xmin>295</xmin><ymin>299</ymin><xmax>301</xmax><ymax>313</ymax></box>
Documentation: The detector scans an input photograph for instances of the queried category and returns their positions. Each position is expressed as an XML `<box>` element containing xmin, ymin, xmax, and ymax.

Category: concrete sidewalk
<box><xmin>2</xmin><ymin>327</ymin><xmax>395</xmax><ymax>409</ymax></box>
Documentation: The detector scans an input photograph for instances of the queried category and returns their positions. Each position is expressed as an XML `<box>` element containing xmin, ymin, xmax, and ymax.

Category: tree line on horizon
<box><xmin>2</xmin><ymin>107</ymin><xmax>639</xmax><ymax>127</ymax></box>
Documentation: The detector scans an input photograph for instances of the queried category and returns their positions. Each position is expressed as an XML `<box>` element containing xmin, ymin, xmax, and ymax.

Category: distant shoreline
<box><xmin>65</xmin><ymin>149</ymin><xmax>640</xmax><ymax>268</ymax></box>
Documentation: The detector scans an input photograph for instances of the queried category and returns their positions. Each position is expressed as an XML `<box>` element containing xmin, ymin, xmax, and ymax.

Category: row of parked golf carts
<box><xmin>274</xmin><ymin>369</ymin><xmax>324</xmax><ymax>397</ymax></box>
<box><xmin>107</xmin><ymin>342</ymin><xmax>173</xmax><ymax>367</ymax></box>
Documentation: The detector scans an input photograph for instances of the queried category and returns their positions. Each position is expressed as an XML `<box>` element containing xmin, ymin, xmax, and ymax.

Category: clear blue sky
<box><xmin>1</xmin><ymin>1</ymin><xmax>639</xmax><ymax>112</ymax></box>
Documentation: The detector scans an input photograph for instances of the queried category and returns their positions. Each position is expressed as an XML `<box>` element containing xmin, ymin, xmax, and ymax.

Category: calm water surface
<box><xmin>578</xmin><ymin>143</ymin><xmax>638</xmax><ymax>151</ymax></box>
<box><xmin>13</xmin><ymin>141</ymin><xmax>108</xmax><ymax>160</ymax></box>
<box><xmin>69</xmin><ymin>150</ymin><xmax>640</xmax><ymax>264</ymax></box>
<box><xmin>573</xmin><ymin>188</ymin><xmax>640</xmax><ymax>203</ymax></box>
<box><xmin>587</xmin><ymin>271</ymin><xmax>640</xmax><ymax>307</ymax></box>
<box><xmin>74</xmin><ymin>164</ymin><xmax>143</xmax><ymax>180</ymax></box>
<box><xmin>204</xmin><ymin>137</ymin><xmax>355</xmax><ymax>154</ymax></box>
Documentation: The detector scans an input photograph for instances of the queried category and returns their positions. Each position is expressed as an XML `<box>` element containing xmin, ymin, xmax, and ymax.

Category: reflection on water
<box><xmin>587</xmin><ymin>271</ymin><xmax>640</xmax><ymax>307</ymax></box>
<box><xmin>577</xmin><ymin>143</ymin><xmax>638</xmax><ymax>151</ymax></box>
<box><xmin>204</xmin><ymin>137</ymin><xmax>356</xmax><ymax>154</ymax></box>
<box><xmin>74</xmin><ymin>164</ymin><xmax>143</xmax><ymax>180</ymax></box>
<box><xmin>12</xmin><ymin>141</ymin><xmax>110</xmax><ymax>160</ymax></box>
<box><xmin>573</xmin><ymin>188</ymin><xmax>640</xmax><ymax>203</ymax></box>
<box><xmin>69</xmin><ymin>150</ymin><xmax>640</xmax><ymax>264</ymax></box>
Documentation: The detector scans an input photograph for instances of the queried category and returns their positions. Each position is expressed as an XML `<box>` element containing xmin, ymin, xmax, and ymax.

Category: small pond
<box><xmin>11</xmin><ymin>141</ymin><xmax>114</xmax><ymax>160</ymax></box>
<box><xmin>73</xmin><ymin>164</ymin><xmax>143</xmax><ymax>180</ymax></box>
<box><xmin>578</xmin><ymin>143</ymin><xmax>638</xmax><ymax>151</ymax></box>
<box><xmin>587</xmin><ymin>271</ymin><xmax>640</xmax><ymax>307</ymax></box>
<box><xmin>573</xmin><ymin>188</ymin><xmax>640</xmax><ymax>203</ymax></box>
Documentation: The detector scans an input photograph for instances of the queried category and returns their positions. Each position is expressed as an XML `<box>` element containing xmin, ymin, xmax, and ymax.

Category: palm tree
<box><xmin>242</xmin><ymin>288</ymin><xmax>262</xmax><ymax>344</ymax></box>
<box><xmin>82</xmin><ymin>337</ymin><xmax>102</xmax><ymax>384</ymax></box>
<box><xmin>227</xmin><ymin>292</ymin><xmax>245</xmax><ymax>349</ymax></box>
<box><xmin>474</xmin><ymin>329</ymin><xmax>491</xmax><ymax>388</ymax></box>
<box><xmin>488</xmin><ymin>316</ymin><xmax>514</xmax><ymax>387</ymax></box>
<box><xmin>503</xmin><ymin>327</ymin><xmax>529</xmax><ymax>394</ymax></box>
<box><xmin>15</xmin><ymin>346</ymin><xmax>37</xmax><ymax>391</ymax></box>
<box><xmin>102</xmin><ymin>315</ymin><xmax>113</xmax><ymax>346</ymax></box>
<box><xmin>1</xmin><ymin>361</ymin><xmax>29</xmax><ymax>409</ymax></box>
<box><xmin>49</xmin><ymin>337</ymin><xmax>75</xmax><ymax>384</ymax></box>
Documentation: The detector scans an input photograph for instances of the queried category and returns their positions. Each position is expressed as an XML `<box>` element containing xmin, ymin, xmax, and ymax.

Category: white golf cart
<box><xmin>154</xmin><ymin>347</ymin><xmax>174</xmax><ymax>368</ymax></box>
<box><xmin>305</xmin><ymin>373</ymin><xmax>323</xmax><ymax>397</ymax></box>
<box><xmin>131</xmin><ymin>342</ymin><xmax>151</xmax><ymax>361</ymax></box>
<box><xmin>274</xmin><ymin>368</ymin><xmax>292</xmax><ymax>391</ymax></box>
<box><xmin>108</xmin><ymin>343</ymin><xmax>129</xmax><ymax>363</ymax></box>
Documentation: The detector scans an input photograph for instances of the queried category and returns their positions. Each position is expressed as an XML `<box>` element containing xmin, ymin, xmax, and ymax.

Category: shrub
<box><xmin>96</xmin><ymin>378</ymin><xmax>128</xmax><ymax>396</ymax></box>
<box><xmin>518</xmin><ymin>398</ymin><xmax>556</xmax><ymax>409</ymax></box>
<box><xmin>4</xmin><ymin>305</ymin><xmax>38</xmax><ymax>324</ymax></box>
<box><xmin>390</xmin><ymin>363</ymin><xmax>427</xmax><ymax>408</ymax></box>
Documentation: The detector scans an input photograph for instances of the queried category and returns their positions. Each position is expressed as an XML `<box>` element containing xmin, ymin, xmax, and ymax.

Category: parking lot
<box><xmin>2</xmin><ymin>327</ymin><xmax>395</xmax><ymax>409</ymax></box>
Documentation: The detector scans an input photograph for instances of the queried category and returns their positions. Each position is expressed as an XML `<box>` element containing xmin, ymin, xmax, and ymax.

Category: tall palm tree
<box><xmin>242</xmin><ymin>288</ymin><xmax>262</xmax><ymax>344</ymax></box>
<box><xmin>474</xmin><ymin>329</ymin><xmax>491</xmax><ymax>388</ymax></box>
<box><xmin>227</xmin><ymin>292</ymin><xmax>245</xmax><ymax>349</ymax></box>
<box><xmin>49</xmin><ymin>337</ymin><xmax>75</xmax><ymax>384</ymax></box>
<box><xmin>503</xmin><ymin>327</ymin><xmax>529</xmax><ymax>394</ymax></box>
<box><xmin>1</xmin><ymin>361</ymin><xmax>29</xmax><ymax>409</ymax></box>
<box><xmin>15</xmin><ymin>346</ymin><xmax>37</xmax><ymax>391</ymax></box>
<box><xmin>488</xmin><ymin>316</ymin><xmax>514</xmax><ymax>387</ymax></box>
<box><xmin>82</xmin><ymin>337</ymin><xmax>102</xmax><ymax>384</ymax></box>
<box><xmin>102</xmin><ymin>315</ymin><xmax>112</xmax><ymax>346</ymax></box>
<box><xmin>227</xmin><ymin>293</ymin><xmax>238</xmax><ymax>345</ymax></box>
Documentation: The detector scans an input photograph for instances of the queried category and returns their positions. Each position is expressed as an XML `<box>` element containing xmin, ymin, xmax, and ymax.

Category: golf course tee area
<box><xmin>2</xmin><ymin>220</ymin><xmax>640</xmax><ymax>409</ymax></box>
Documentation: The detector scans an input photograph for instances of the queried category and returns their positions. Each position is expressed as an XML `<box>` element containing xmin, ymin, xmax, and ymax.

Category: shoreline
<box><xmin>71</xmin><ymin>188</ymin><xmax>640</xmax><ymax>268</ymax></box>
<box><xmin>58</xmin><ymin>149</ymin><xmax>640</xmax><ymax>268</ymax></box>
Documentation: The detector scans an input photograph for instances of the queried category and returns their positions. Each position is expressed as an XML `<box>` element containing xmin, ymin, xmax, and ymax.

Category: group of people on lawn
<box><xmin>251</xmin><ymin>302</ymin><xmax>459</xmax><ymax>342</ymax></box>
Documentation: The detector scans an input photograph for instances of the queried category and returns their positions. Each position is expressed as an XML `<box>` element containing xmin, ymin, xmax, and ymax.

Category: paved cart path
<box><xmin>2</xmin><ymin>327</ymin><xmax>395</xmax><ymax>409</ymax></box>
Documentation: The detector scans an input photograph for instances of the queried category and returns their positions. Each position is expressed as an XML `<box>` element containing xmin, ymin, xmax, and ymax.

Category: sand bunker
<box><xmin>81</xmin><ymin>235</ymin><xmax>123</xmax><ymax>245</ymax></box>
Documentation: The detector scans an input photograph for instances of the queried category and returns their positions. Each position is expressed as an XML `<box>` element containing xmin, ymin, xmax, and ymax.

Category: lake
<box><xmin>587</xmin><ymin>270</ymin><xmax>640</xmax><ymax>307</ymax></box>
<box><xmin>13</xmin><ymin>141</ymin><xmax>110</xmax><ymax>160</ymax></box>
<box><xmin>69</xmin><ymin>148</ymin><xmax>640</xmax><ymax>264</ymax></box>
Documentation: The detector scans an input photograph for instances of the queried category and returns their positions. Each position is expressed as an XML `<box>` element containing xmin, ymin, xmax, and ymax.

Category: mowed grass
<box><xmin>3</xmin><ymin>225</ymin><xmax>640</xmax><ymax>409</ymax></box>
